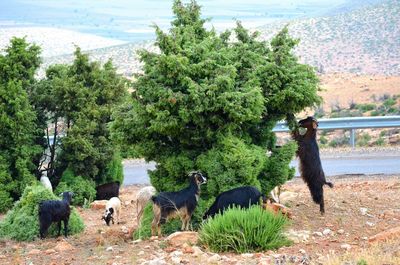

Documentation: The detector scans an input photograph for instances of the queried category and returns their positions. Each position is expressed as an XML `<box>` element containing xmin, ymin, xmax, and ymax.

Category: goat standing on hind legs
<box><xmin>288</xmin><ymin>115</ymin><xmax>333</xmax><ymax>215</ymax></box>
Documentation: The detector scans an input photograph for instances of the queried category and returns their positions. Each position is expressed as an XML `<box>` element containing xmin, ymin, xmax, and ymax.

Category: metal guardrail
<box><xmin>273</xmin><ymin>116</ymin><xmax>400</xmax><ymax>147</ymax></box>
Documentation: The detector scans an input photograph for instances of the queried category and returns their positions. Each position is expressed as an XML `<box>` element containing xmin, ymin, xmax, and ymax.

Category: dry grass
<box><xmin>322</xmin><ymin>239</ymin><xmax>400</xmax><ymax>265</ymax></box>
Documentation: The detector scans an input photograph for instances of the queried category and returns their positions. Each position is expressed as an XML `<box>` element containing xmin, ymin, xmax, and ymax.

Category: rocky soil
<box><xmin>1</xmin><ymin>176</ymin><xmax>399</xmax><ymax>265</ymax></box>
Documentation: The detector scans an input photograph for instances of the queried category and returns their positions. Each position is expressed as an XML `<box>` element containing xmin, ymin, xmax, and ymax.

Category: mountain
<box><xmin>258</xmin><ymin>0</ymin><xmax>400</xmax><ymax>75</ymax></box>
<box><xmin>41</xmin><ymin>0</ymin><xmax>399</xmax><ymax>77</ymax></box>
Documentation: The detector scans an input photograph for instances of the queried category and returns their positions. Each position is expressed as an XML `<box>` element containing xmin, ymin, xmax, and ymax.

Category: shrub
<box><xmin>133</xmin><ymin>198</ymin><xmax>213</xmax><ymax>239</ymax></box>
<box><xmin>356</xmin><ymin>133</ymin><xmax>371</xmax><ymax>147</ymax></box>
<box><xmin>55</xmin><ymin>168</ymin><xmax>96</xmax><ymax>206</ymax></box>
<box><xmin>0</xmin><ymin>184</ymin><xmax>84</xmax><ymax>241</ymax></box>
<box><xmin>355</xmin><ymin>103</ymin><xmax>375</xmax><ymax>113</ymax></box>
<box><xmin>199</xmin><ymin>206</ymin><xmax>291</xmax><ymax>253</ymax></box>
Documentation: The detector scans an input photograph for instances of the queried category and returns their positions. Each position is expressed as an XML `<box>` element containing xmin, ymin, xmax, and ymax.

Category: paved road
<box><xmin>123</xmin><ymin>155</ymin><xmax>400</xmax><ymax>186</ymax></box>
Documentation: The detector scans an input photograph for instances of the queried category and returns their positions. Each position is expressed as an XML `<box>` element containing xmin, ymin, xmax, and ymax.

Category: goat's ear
<box><xmin>109</xmin><ymin>208</ymin><xmax>114</xmax><ymax>214</ymax></box>
<box><xmin>312</xmin><ymin>121</ymin><xmax>318</xmax><ymax>129</ymax></box>
<box><xmin>59</xmin><ymin>192</ymin><xmax>63</xmax><ymax>197</ymax></box>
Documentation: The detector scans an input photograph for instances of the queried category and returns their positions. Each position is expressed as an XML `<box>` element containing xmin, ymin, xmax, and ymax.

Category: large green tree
<box><xmin>0</xmin><ymin>38</ymin><xmax>42</xmax><ymax>212</ymax></box>
<box><xmin>33</xmin><ymin>48</ymin><xmax>128</xmax><ymax>187</ymax></box>
<box><xmin>112</xmin><ymin>0</ymin><xmax>321</xmax><ymax>198</ymax></box>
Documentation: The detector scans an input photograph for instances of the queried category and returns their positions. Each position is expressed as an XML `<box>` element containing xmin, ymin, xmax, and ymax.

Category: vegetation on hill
<box><xmin>258</xmin><ymin>0</ymin><xmax>400</xmax><ymax>75</ymax></box>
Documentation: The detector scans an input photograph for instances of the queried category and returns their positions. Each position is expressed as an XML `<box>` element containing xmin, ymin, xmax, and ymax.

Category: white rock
<box><xmin>121</xmin><ymin>226</ymin><xmax>129</xmax><ymax>234</ymax></box>
<box><xmin>340</xmin><ymin>244</ymin><xmax>351</xmax><ymax>250</ymax></box>
<box><xmin>133</xmin><ymin>239</ymin><xmax>142</xmax><ymax>244</ymax></box>
<box><xmin>360</xmin><ymin>208</ymin><xmax>368</xmax><ymax>216</ymax></box>
<box><xmin>323</xmin><ymin>228</ymin><xmax>332</xmax><ymax>235</ymax></box>
<box><xmin>170</xmin><ymin>251</ymin><xmax>183</xmax><ymax>258</ymax></box>
<box><xmin>207</xmin><ymin>254</ymin><xmax>222</xmax><ymax>263</ymax></box>
<box><xmin>138</xmin><ymin>251</ymin><xmax>145</xmax><ymax>256</ymax></box>
<box><xmin>337</xmin><ymin>229</ymin><xmax>345</xmax><ymax>235</ymax></box>
<box><xmin>313</xmin><ymin>232</ymin><xmax>323</xmax><ymax>237</ymax></box>
<box><xmin>299</xmin><ymin>249</ymin><xmax>306</xmax><ymax>254</ymax></box>
<box><xmin>171</xmin><ymin>256</ymin><xmax>181</xmax><ymax>264</ymax></box>
<box><xmin>366</xmin><ymin>221</ymin><xmax>375</xmax><ymax>227</ymax></box>
<box><xmin>106</xmin><ymin>246</ymin><xmax>113</xmax><ymax>252</ymax></box>
<box><xmin>191</xmin><ymin>246</ymin><xmax>203</xmax><ymax>257</ymax></box>
<box><xmin>241</xmin><ymin>253</ymin><xmax>254</xmax><ymax>258</ymax></box>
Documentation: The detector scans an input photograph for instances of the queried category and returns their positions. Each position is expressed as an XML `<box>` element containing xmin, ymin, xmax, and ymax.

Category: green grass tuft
<box><xmin>198</xmin><ymin>205</ymin><xmax>291</xmax><ymax>253</ymax></box>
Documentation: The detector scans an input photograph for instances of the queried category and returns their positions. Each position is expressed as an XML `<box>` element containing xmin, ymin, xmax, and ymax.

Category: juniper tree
<box><xmin>0</xmin><ymin>38</ymin><xmax>42</xmax><ymax>212</ymax></box>
<box><xmin>112</xmin><ymin>0</ymin><xmax>321</xmax><ymax>197</ymax></box>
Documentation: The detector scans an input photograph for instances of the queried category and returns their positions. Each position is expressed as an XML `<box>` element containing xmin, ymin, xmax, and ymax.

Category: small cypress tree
<box><xmin>112</xmin><ymin>0</ymin><xmax>321</xmax><ymax>199</ymax></box>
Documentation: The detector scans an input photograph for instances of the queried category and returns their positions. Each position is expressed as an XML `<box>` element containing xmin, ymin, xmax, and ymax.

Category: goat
<box><xmin>102</xmin><ymin>197</ymin><xmax>121</xmax><ymax>226</ymax></box>
<box><xmin>96</xmin><ymin>182</ymin><xmax>120</xmax><ymax>200</ymax></box>
<box><xmin>151</xmin><ymin>171</ymin><xmax>206</xmax><ymax>237</ymax></box>
<box><xmin>136</xmin><ymin>186</ymin><xmax>156</xmax><ymax>226</ymax></box>
<box><xmin>39</xmin><ymin>191</ymin><xmax>73</xmax><ymax>239</ymax></box>
<box><xmin>203</xmin><ymin>186</ymin><xmax>266</xmax><ymax>219</ymax></box>
<box><xmin>40</xmin><ymin>171</ymin><xmax>53</xmax><ymax>192</ymax></box>
<box><xmin>291</xmin><ymin>116</ymin><xmax>333</xmax><ymax>214</ymax></box>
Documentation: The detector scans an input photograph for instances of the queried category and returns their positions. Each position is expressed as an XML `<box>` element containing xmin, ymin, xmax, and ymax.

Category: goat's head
<box><xmin>59</xmin><ymin>191</ymin><xmax>74</xmax><ymax>204</ymax></box>
<box><xmin>298</xmin><ymin>116</ymin><xmax>318</xmax><ymax>130</ymax></box>
<box><xmin>189</xmin><ymin>171</ymin><xmax>207</xmax><ymax>186</ymax></box>
<box><xmin>102</xmin><ymin>207</ymin><xmax>114</xmax><ymax>226</ymax></box>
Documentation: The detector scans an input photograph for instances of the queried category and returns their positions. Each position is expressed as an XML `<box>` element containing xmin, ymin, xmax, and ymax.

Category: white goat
<box><xmin>102</xmin><ymin>197</ymin><xmax>121</xmax><ymax>226</ymax></box>
<box><xmin>136</xmin><ymin>186</ymin><xmax>156</xmax><ymax>226</ymax></box>
<box><xmin>40</xmin><ymin>171</ymin><xmax>53</xmax><ymax>192</ymax></box>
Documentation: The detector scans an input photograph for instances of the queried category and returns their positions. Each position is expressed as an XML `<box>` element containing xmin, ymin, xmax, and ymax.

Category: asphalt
<box><xmin>122</xmin><ymin>153</ymin><xmax>400</xmax><ymax>186</ymax></box>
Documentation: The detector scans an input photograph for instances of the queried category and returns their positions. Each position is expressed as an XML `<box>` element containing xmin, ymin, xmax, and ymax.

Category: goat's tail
<box><xmin>325</xmin><ymin>182</ymin><xmax>334</xmax><ymax>188</ymax></box>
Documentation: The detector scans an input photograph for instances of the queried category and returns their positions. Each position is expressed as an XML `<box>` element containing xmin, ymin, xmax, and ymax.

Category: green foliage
<box><xmin>0</xmin><ymin>38</ymin><xmax>42</xmax><ymax>211</ymax></box>
<box><xmin>112</xmin><ymin>0</ymin><xmax>319</xmax><ymax>200</ymax></box>
<box><xmin>357</xmin><ymin>259</ymin><xmax>368</xmax><ymax>265</ymax></box>
<box><xmin>356</xmin><ymin>132</ymin><xmax>372</xmax><ymax>147</ymax></box>
<box><xmin>355</xmin><ymin>103</ymin><xmax>376</xmax><ymax>113</ymax></box>
<box><xmin>34</xmin><ymin>48</ymin><xmax>128</xmax><ymax>186</ymax></box>
<box><xmin>0</xmin><ymin>185</ymin><xmax>84</xmax><ymax>241</ymax></box>
<box><xmin>198</xmin><ymin>206</ymin><xmax>291</xmax><ymax>253</ymax></box>
<box><xmin>54</xmin><ymin>168</ymin><xmax>96</xmax><ymax>206</ymax></box>
<box><xmin>133</xmin><ymin>203</ymin><xmax>181</xmax><ymax>239</ymax></box>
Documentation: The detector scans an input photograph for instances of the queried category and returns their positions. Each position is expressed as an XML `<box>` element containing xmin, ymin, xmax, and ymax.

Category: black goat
<box><xmin>151</xmin><ymin>171</ymin><xmax>207</xmax><ymax>237</ymax></box>
<box><xmin>39</xmin><ymin>191</ymin><xmax>73</xmax><ymax>239</ymax></box>
<box><xmin>292</xmin><ymin>116</ymin><xmax>333</xmax><ymax>214</ymax></box>
<box><xmin>96</xmin><ymin>182</ymin><xmax>120</xmax><ymax>200</ymax></box>
<box><xmin>203</xmin><ymin>186</ymin><xmax>266</xmax><ymax>219</ymax></box>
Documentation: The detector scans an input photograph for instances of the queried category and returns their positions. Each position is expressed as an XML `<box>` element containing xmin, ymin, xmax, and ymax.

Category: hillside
<box><xmin>258</xmin><ymin>0</ymin><xmax>400</xmax><ymax>75</ymax></box>
<box><xmin>40</xmin><ymin>0</ymin><xmax>399</xmax><ymax>77</ymax></box>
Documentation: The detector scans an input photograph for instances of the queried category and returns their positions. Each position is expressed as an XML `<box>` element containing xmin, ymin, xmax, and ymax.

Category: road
<box><xmin>122</xmin><ymin>153</ymin><xmax>400</xmax><ymax>185</ymax></box>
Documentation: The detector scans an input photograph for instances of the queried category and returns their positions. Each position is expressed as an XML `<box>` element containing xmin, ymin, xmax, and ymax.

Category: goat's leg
<box><xmin>57</xmin><ymin>221</ymin><xmax>62</xmax><ymax>236</ymax></box>
<box><xmin>319</xmin><ymin>192</ymin><xmax>325</xmax><ymax>215</ymax></box>
<box><xmin>40</xmin><ymin>222</ymin><xmax>50</xmax><ymax>239</ymax></box>
<box><xmin>63</xmin><ymin>219</ymin><xmax>69</xmax><ymax>237</ymax></box>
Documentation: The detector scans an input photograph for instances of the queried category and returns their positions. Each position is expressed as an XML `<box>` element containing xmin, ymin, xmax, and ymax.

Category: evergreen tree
<box><xmin>112</xmin><ymin>0</ymin><xmax>321</xmax><ymax>198</ymax></box>
<box><xmin>0</xmin><ymin>38</ymin><xmax>42</xmax><ymax>212</ymax></box>
<box><xmin>34</xmin><ymin>48</ymin><xmax>128</xmax><ymax>187</ymax></box>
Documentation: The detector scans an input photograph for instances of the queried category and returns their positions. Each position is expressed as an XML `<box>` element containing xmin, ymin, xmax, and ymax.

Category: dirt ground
<box><xmin>1</xmin><ymin>175</ymin><xmax>399</xmax><ymax>265</ymax></box>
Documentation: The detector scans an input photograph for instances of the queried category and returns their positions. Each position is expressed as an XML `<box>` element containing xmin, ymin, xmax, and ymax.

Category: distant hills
<box><xmin>258</xmin><ymin>0</ymin><xmax>400</xmax><ymax>75</ymax></box>
<box><xmin>41</xmin><ymin>0</ymin><xmax>399</xmax><ymax>77</ymax></box>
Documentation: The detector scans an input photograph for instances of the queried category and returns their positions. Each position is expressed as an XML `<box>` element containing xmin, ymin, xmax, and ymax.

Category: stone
<box><xmin>138</xmin><ymin>251</ymin><xmax>145</xmax><ymax>256</ymax></box>
<box><xmin>340</xmin><ymin>244</ymin><xmax>351</xmax><ymax>250</ymax></box>
<box><xmin>207</xmin><ymin>254</ymin><xmax>222</xmax><ymax>263</ymax></box>
<box><xmin>90</xmin><ymin>200</ymin><xmax>108</xmax><ymax>210</ymax></box>
<box><xmin>313</xmin><ymin>231</ymin><xmax>323</xmax><ymax>237</ymax></box>
<box><xmin>45</xmin><ymin>249</ymin><xmax>57</xmax><ymax>255</ymax></box>
<box><xmin>366</xmin><ymin>221</ymin><xmax>375</xmax><ymax>227</ymax></box>
<box><xmin>133</xmin><ymin>239</ymin><xmax>142</xmax><ymax>244</ymax></box>
<box><xmin>28</xmin><ymin>249</ymin><xmax>41</xmax><ymax>255</ymax></box>
<box><xmin>170</xmin><ymin>256</ymin><xmax>181</xmax><ymax>264</ymax></box>
<box><xmin>284</xmin><ymin>229</ymin><xmax>310</xmax><ymax>243</ymax></box>
<box><xmin>166</xmin><ymin>231</ymin><xmax>198</xmax><ymax>247</ymax></box>
<box><xmin>299</xmin><ymin>249</ymin><xmax>306</xmax><ymax>254</ymax></box>
<box><xmin>191</xmin><ymin>246</ymin><xmax>203</xmax><ymax>257</ymax></box>
<box><xmin>241</xmin><ymin>253</ymin><xmax>254</xmax><ymax>258</ymax></box>
<box><xmin>322</xmin><ymin>228</ymin><xmax>332</xmax><ymax>235</ymax></box>
<box><xmin>169</xmin><ymin>250</ymin><xmax>183</xmax><ymax>258</ymax></box>
<box><xmin>106</xmin><ymin>246</ymin><xmax>114</xmax><ymax>252</ymax></box>
<box><xmin>337</xmin><ymin>229</ymin><xmax>345</xmax><ymax>235</ymax></box>
<box><xmin>360</xmin><ymin>208</ymin><xmax>368</xmax><ymax>216</ymax></box>
<box><xmin>279</xmin><ymin>191</ymin><xmax>299</xmax><ymax>204</ymax></box>
<box><xmin>369</xmin><ymin>226</ymin><xmax>400</xmax><ymax>243</ymax></box>
<box><xmin>54</xmin><ymin>241</ymin><xmax>74</xmax><ymax>252</ymax></box>
<box><xmin>182</xmin><ymin>246</ymin><xmax>194</xmax><ymax>254</ymax></box>
<box><xmin>121</xmin><ymin>226</ymin><xmax>129</xmax><ymax>234</ymax></box>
